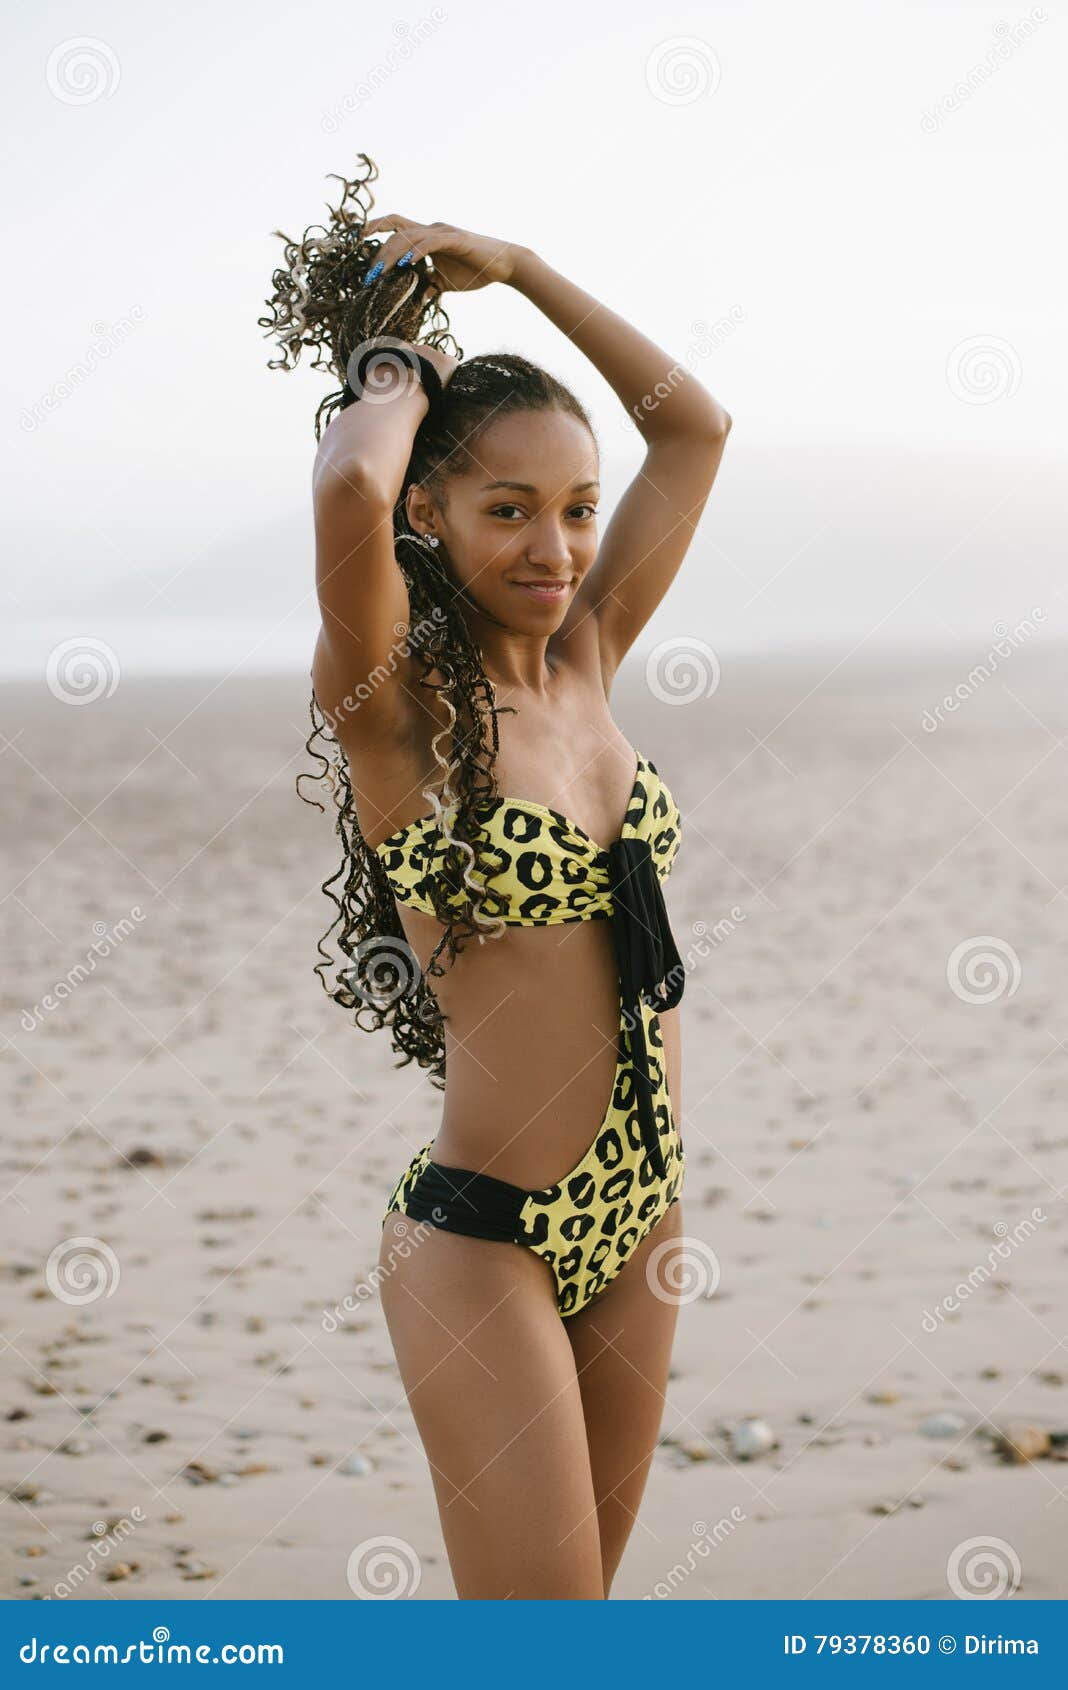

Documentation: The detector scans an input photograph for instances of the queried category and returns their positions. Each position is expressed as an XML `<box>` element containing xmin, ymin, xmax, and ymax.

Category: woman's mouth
<box><xmin>511</xmin><ymin>579</ymin><xmax>571</xmax><ymax>603</ymax></box>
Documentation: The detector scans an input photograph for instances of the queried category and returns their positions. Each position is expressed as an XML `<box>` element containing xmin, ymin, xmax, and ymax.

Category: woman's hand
<box><xmin>360</xmin><ymin>214</ymin><xmax>527</xmax><ymax>294</ymax></box>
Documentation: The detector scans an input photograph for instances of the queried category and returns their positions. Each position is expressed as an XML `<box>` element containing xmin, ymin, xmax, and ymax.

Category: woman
<box><xmin>262</xmin><ymin>159</ymin><xmax>731</xmax><ymax>1599</ymax></box>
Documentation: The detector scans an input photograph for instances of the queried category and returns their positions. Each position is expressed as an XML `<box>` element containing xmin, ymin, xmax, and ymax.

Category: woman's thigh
<box><xmin>378</xmin><ymin>1213</ymin><xmax>605</xmax><ymax>1600</ymax></box>
<box><xmin>563</xmin><ymin>1198</ymin><xmax>685</xmax><ymax>1594</ymax></box>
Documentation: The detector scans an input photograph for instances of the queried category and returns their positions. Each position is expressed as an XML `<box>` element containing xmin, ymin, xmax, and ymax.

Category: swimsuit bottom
<box><xmin>382</xmin><ymin>994</ymin><xmax>685</xmax><ymax>1320</ymax></box>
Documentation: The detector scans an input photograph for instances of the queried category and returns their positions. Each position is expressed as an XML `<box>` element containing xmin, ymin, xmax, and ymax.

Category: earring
<box><xmin>416</xmin><ymin>533</ymin><xmax>439</xmax><ymax>548</ymax></box>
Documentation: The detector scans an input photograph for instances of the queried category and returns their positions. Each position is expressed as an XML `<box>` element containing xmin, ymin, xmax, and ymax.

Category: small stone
<box><xmin>59</xmin><ymin>1438</ymin><xmax>91</xmax><ymax>1456</ymax></box>
<box><xmin>871</xmin><ymin>1498</ymin><xmax>900</xmax><ymax>1516</ymax></box>
<box><xmin>868</xmin><ymin>1390</ymin><xmax>899</xmax><ymax>1405</ymax></box>
<box><xmin>731</xmin><ymin>1418</ymin><xmax>777</xmax><ymax>1460</ymax></box>
<box><xmin>143</xmin><ymin>1429</ymin><xmax>170</xmax><ymax>1444</ymax></box>
<box><xmin>995</xmin><ymin>1422</ymin><xmax>1050</xmax><ymax>1464</ymax></box>
<box><xmin>920</xmin><ymin>1411</ymin><xmax>967</xmax><ymax>1438</ymax></box>
<box><xmin>177</xmin><ymin>1559</ymin><xmax>216</xmax><ymax>1580</ymax></box>
<box><xmin>103</xmin><ymin>1562</ymin><xmax>135</xmax><ymax>1581</ymax></box>
<box><xmin>124</xmin><ymin>1146</ymin><xmax>163</xmax><ymax>1166</ymax></box>
<box><xmin>6</xmin><ymin>1408</ymin><xmax>30</xmax><ymax>1422</ymax></box>
<box><xmin>339</xmin><ymin>1453</ymin><xmax>373</xmax><ymax>1476</ymax></box>
<box><xmin>181</xmin><ymin>1460</ymin><xmax>218</xmax><ymax>1485</ymax></box>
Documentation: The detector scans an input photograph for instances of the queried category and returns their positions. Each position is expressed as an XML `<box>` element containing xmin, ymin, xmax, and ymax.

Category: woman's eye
<box><xmin>489</xmin><ymin>503</ymin><xmax>598</xmax><ymax>520</ymax></box>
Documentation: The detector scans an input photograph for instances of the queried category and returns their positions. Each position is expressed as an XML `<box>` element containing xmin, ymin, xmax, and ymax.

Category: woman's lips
<box><xmin>511</xmin><ymin>580</ymin><xmax>570</xmax><ymax>603</ymax></box>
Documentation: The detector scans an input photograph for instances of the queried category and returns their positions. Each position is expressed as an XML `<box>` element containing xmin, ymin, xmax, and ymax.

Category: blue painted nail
<box><xmin>362</xmin><ymin>261</ymin><xmax>384</xmax><ymax>288</ymax></box>
<box><xmin>397</xmin><ymin>250</ymin><xmax>414</xmax><ymax>269</ymax></box>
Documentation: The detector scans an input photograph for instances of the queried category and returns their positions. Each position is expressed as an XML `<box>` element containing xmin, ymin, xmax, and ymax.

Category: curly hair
<box><xmin>259</xmin><ymin>155</ymin><xmax>596</xmax><ymax>1089</ymax></box>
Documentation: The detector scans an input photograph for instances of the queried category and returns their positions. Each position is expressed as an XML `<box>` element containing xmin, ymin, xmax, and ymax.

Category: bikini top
<box><xmin>375</xmin><ymin>752</ymin><xmax>686</xmax><ymax>1180</ymax></box>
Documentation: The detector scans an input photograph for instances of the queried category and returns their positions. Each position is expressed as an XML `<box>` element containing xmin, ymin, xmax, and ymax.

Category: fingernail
<box><xmin>397</xmin><ymin>250</ymin><xmax>414</xmax><ymax>269</ymax></box>
<box><xmin>362</xmin><ymin>261</ymin><xmax>384</xmax><ymax>288</ymax></box>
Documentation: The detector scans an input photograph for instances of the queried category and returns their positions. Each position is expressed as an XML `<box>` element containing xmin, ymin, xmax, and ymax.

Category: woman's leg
<box><xmin>562</xmin><ymin>1198</ymin><xmax>684</xmax><ymax>1596</ymax></box>
<box><xmin>379</xmin><ymin>1213</ymin><xmax>605</xmax><ymax>1599</ymax></box>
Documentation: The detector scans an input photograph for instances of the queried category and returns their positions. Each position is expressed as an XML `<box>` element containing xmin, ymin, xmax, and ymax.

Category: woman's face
<box><xmin>418</xmin><ymin>408</ymin><xmax>600</xmax><ymax>630</ymax></box>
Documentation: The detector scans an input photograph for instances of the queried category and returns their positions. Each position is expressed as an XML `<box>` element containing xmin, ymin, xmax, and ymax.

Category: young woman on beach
<box><xmin>262</xmin><ymin>159</ymin><xmax>731</xmax><ymax>1599</ymax></box>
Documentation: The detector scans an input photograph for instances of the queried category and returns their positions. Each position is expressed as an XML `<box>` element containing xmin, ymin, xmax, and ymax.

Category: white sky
<box><xmin>3</xmin><ymin>0</ymin><xmax>1065</xmax><ymax>672</ymax></box>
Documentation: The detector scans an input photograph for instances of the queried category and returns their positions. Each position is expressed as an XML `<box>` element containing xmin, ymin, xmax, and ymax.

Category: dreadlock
<box><xmin>259</xmin><ymin>155</ymin><xmax>595</xmax><ymax>1088</ymax></box>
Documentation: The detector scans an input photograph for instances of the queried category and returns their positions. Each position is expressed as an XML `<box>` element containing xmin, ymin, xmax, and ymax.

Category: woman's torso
<box><xmin>347</xmin><ymin>657</ymin><xmax>682</xmax><ymax>1188</ymax></box>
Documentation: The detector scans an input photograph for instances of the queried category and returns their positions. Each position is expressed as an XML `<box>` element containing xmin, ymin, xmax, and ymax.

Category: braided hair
<box><xmin>259</xmin><ymin>156</ymin><xmax>596</xmax><ymax>1087</ymax></box>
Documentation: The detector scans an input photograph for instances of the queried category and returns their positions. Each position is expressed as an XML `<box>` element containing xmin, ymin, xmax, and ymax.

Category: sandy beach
<box><xmin>2</xmin><ymin>645</ymin><xmax>1066</xmax><ymax>1602</ymax></box>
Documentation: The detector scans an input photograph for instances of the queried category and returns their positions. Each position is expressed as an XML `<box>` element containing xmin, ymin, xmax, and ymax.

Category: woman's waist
<box><xmin>431</xmin><ymin>995</ymin><xmax>679</xmax><ymax>1188</ymax></box>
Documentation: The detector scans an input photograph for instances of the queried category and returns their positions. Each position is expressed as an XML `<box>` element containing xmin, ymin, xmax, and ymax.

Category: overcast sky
<box><xmin>3</xmin><ymin>0</ymin><xmax>1064</xmax><ymax>672</ymax></box>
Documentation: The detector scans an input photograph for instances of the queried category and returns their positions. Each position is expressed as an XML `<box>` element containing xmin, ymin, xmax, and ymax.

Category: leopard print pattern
<box><xmin>380</xmin><ymin>752</ymin><xmax>685</xmax><ymax>1317</ymax></box>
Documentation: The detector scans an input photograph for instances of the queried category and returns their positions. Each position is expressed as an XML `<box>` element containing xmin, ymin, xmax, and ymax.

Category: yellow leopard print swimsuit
<box><xmin>376</xmin><ymin>750</ymin><xmax>686</xmax><ymax>1320</ymax></box>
